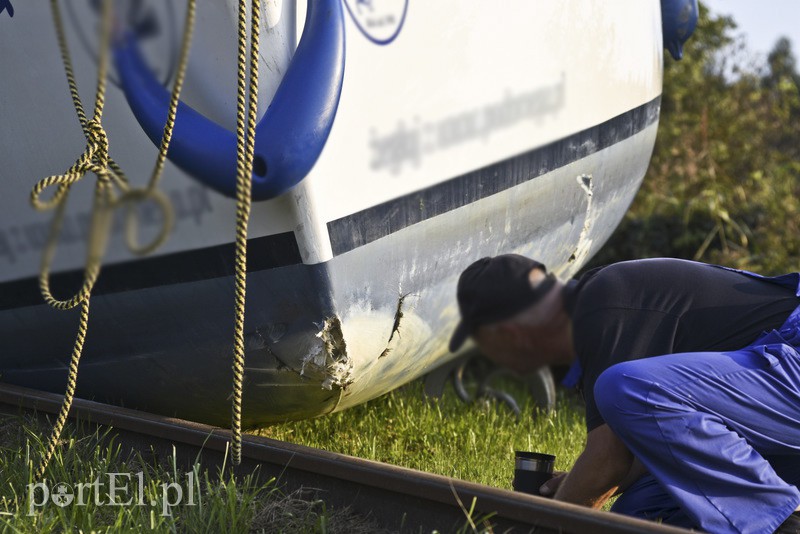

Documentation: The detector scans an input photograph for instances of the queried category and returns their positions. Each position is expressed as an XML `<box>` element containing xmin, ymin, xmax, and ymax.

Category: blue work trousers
<box><xmin>595</xmin><ymin>305</ymin><xmax>800</xmax><ymax>533</ymax></box>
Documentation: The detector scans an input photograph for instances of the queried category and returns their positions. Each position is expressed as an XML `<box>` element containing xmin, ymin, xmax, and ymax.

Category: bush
<box><xmin>591</xmin><ymin>3</ymin><xmax>800</xmax><ymax>275</ymax></box>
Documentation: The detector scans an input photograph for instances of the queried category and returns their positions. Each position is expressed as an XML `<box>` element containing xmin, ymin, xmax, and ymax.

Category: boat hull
<box><xmin>0</xmin><ymin>0</ymin><xmax>663</xmax><ymax>424</ymax></box>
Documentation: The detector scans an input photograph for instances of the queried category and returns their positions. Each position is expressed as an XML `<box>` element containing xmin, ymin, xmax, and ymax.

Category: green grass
<box><xmin>260</xmin><ymin>380</ymin><xmax>587</xmax><ymax>489</ymax></box>
<box><xmin>0</xmin><ymin>414</ymin><xmax>383</xmax><ymax>533</ymax></box>
<box><xmin>0</xmin><ymin>379</ymin><xmax>587</xmax><ymax>532</ymax></box>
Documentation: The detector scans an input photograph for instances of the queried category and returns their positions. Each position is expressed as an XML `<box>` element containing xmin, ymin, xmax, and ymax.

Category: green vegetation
<box><xmin>0</xmin><ymin>385</ymin><xmax>584</xmax><ymax>533</ymax></box>
<box><xmin>0</xmin><ymin>415</ymin><xmax>383</xmax><ymax>533</ymax></box>
<box><xmin>592</xmin><ymin>3</ymin><xmax>800</xmax><ymax>274</ymax></box>
<box><xmin>261</xmin><ymin>382</ymin><xmax>586</xmax><ymax>488</ymax></box>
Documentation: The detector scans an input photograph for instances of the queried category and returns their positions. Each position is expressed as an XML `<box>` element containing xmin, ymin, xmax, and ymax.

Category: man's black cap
<box><xmin>449</xmin><ymin>254</ymin><xmax>555</xmax><ymax>352</ymax></box>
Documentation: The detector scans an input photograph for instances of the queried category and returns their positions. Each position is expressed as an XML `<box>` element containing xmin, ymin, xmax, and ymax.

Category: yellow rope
<box><xmin>231</xmin><ymin>0</ymin><xmax>261</xmax><ymax>466</ymax></box>
<box><xmin>34</xmin><ymin>0</ymin><xmax>257</xmax><ymax>471</ymax></box>
<box><xmin>32</xmin><ymin>0</ymin><xmax>196</xmax><ymax>480</ymax></box>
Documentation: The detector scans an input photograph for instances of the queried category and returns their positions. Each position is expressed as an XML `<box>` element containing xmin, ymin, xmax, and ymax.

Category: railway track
<box><xmin>0</xmin><ymin>382</ymin><xmax>687</xmax><ymax>533</ymax></box>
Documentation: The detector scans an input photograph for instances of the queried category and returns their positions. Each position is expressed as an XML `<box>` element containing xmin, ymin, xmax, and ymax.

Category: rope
<box><xmin>231</xmin><ymin>0</ymin><xmax>261</xmax><ymax>466</ymax></box>
<box><xmin>118</xmin><ymin>0</ymin><xmax>198</xmax><ymax>256</ymax></box>
<box><xmin>32</xmin><ymin>0</ymin><xmax>196</xmax><ymax>480</ymax></box>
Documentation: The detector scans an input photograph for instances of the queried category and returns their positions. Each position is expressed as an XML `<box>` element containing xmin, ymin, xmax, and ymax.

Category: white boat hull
<box><xmin>0</xmin><ymin>0</ymin><xmax>662</xmax><ymax>424</ymax></box>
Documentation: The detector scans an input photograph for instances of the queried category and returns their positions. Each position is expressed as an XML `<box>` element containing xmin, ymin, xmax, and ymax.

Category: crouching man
<box><xmin>449</xmin><ymin>255</ymin><xmax>800</xmax><ymax>533</ymax></box>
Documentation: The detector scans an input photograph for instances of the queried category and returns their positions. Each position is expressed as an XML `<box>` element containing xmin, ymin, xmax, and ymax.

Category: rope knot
<box><xmin>82</xmin><ymin>118</ymin><xmax>110</xmax><ymax>176</ymax></box>
<box><xmin>30</xmin><ymin>117</ymin><xmax>115</xmax><ymax>212</ymax></box>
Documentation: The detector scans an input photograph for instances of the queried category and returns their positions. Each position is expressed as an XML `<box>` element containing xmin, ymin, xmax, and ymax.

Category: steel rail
<box><xmin>0</xmin><ymin>382</ymin><xmax>688</xmax><ymax>533</ymax></box>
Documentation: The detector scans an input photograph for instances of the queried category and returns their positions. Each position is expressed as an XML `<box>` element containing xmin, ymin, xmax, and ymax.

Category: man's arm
<box><xmin>549</xmin><ymin>423</ymin><xmax>633</xmax><ymax>508</ymax></box>
<box><xmin>615</xmin><ymin>457</ymin><xmax>647</xmax><ymax>495</ymax></box>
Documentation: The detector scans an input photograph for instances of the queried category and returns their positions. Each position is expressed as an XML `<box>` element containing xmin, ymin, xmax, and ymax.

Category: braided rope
<box><xmin>48</xmin><ymin>0</ymin><xmax>127</xmax><ymax>193</ymax></box>
<box><xmin>116</xmin><ymin>0</ymin><xmax>195</xmax><ymax>256</ymax></box>
<box><xmin>231</xmin><ymin>0</ymin><xmax>261</xmax><ymax>466</ymax></box>
<box><xmin>32</xmin><ymin>0</ymin><xmax>114</xmax><ymax>479</ymax></box>
<box><xmin>33</xmin><ymin>0</ymin><xmax>196</xmax><ymax>479</ymax></box>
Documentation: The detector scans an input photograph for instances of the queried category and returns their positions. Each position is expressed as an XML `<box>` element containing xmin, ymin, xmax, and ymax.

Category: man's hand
<box><xmin>552</xmin><ymin>423</ymin><xmax>634</xmax><ymax>508</ymax></box>
<box><xmin>539</xmin><ymin>471</ymin><xmax>568</xmax><ymax>497</ymax></box>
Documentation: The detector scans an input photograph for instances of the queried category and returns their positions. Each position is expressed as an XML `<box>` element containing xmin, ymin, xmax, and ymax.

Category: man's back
<box><xmin>566</xmin><ymin>258</ymin><xmax>800</xmax><ymax>430</ymax></box>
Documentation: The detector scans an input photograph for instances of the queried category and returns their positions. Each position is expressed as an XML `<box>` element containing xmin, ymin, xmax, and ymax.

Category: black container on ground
<box><xmin>512</xmin><ymin>451</ymin><xmax>555</xmax><ymax>495</ymax></box>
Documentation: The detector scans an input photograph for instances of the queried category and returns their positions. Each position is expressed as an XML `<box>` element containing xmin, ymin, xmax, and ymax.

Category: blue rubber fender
<box><xmin>661</xmin><ymin>0</ymin><xmax>698</xmax><ymax>60</ymax></box>
<box><xmin>114</xmin><ymin>0</ymin><xmax>345</xmax><ymax>200</ymax></box>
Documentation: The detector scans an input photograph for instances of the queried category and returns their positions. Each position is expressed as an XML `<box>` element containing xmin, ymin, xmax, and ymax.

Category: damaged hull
<box><xmin>0</xmin><ymin>1</ymin><xmax>662</xmax><ymax>425</ymax></box>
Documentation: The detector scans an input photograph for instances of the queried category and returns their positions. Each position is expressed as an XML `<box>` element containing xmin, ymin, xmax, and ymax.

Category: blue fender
<box><xmin>114</xmin><ymin>0</ymin><xmax>345</xmax><ymax>200</ymax></box>
<box><xmin>661</xmin><ymin>0</ymin><xmax>698</xmax><ymax>60</ymax></box>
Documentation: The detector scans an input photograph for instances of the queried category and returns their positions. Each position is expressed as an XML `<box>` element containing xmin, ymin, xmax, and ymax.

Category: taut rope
<box><xmin>231</xmin><ymin>0</ymin><xmax>262</xmax><ymax>466</ymax></box>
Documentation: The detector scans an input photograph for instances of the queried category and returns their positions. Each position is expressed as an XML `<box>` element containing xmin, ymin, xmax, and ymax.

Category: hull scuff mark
<box><xmin>568</xmin><ymin>173</ymin><xmax>594</xmax><ymax>264</ymax></box>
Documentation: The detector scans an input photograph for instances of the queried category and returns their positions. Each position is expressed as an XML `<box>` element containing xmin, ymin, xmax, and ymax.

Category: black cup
<box><xmin>512</xmin><ymin>451</ymin><xmax>555</xmax><ymax>495</ymax></box>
